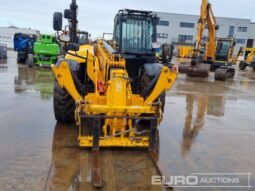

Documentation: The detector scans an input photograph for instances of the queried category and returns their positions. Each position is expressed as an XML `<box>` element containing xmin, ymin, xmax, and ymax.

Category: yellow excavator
<box><xmin>179</xmin><ymin>0</ymin><xmax>236</xmax><ymax>81</ymax></box>
<box><xmin>52</xmin><ymin>4</ymin><xmax>177</xmax><ymax>187</ymax></box>
<box><xmin>238</xmin><ymin>47</ymin><xmax>255</xmax><ymax>71</ymax></box>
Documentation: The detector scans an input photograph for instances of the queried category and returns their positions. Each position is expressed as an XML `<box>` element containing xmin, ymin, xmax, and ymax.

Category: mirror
<box><xmin>64</xmin><ymin>9</ymin><xmax>73</xmax><ymax>19</ymax></box>
<box><xmin>53</xmin><ymin>12</ymin><xmax>63</xmax><ymax>31</ymax></box>
<box><xmin>67</xmin><ymin>43</ymin><xmax>80</xmax><ymax>51</ymax></box>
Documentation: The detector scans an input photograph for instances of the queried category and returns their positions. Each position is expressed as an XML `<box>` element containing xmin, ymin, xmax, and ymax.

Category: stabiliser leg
<box><xmin>92</xmin><ymin>118</ymin><xmax>102</xmax><ymax>187</ymax></box>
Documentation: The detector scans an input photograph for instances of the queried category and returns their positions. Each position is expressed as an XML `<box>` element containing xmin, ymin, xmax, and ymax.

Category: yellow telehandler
<box><xmin>52</xmin><ymin>4</ymin><xmax>177</xmax><ymax>187</ymax></box>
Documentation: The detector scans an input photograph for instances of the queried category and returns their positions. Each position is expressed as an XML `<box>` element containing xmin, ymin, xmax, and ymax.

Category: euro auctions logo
<box><xmin>152</xmin><ymin>175</ymin><xmax>198</xmax><ymax>186</ymax></box>
<box><xmin>152</xmin><ymin>172</ymin><xmax>253</xmax><ymax>188</ymax></box>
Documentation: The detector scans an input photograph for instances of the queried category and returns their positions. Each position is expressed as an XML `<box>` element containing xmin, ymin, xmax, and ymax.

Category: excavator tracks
<box><xmin>214</xmin><ymin>67</ymin><xmax>235</xmax><ymax>81</ymax></box>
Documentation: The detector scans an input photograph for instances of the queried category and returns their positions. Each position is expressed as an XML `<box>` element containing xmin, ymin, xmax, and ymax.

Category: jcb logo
<box><xmin>116</xmin><ymin>81</ymin><xmax>122</xmax><ymax>92</ymax></box>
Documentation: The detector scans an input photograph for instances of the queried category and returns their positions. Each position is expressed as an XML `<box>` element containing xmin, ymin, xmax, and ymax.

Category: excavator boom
<box><xmin>193</xmin><ymin>0</ymin><xmax>217</xmax><ymax>62</ymax></box>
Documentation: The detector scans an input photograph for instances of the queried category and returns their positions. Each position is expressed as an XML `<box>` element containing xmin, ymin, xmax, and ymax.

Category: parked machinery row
<box><xmin>13</xmin><ymin>33</ymin><xmax>60</xmax><ymax>67</ymax></box>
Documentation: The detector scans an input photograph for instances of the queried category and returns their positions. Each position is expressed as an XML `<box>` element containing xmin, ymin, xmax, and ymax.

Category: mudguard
<box><xmin>56</xmin><ymin>58</ymin><xmax>80</xmax><ymax>72</ymax></box>
<box><xmin>141</xmin><ymin>63</ymin><xmax>164</xmax><ymax>77</ymax></box>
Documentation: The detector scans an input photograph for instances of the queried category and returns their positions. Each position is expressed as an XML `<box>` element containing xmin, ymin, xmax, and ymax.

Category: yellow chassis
<box><xmin>79</xmin><ymin>136</ymin><xmax>149</xmax><ymax>147</ymax></box>
<box><xmin>52</xmin><ymin>42</ymin><xmax>177</xmax><ymax>148</ymax></box>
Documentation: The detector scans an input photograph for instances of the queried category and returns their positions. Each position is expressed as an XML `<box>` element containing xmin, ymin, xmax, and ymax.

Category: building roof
<box><xmin>155</xmin><ymin>11</ymin><xmax>251</xmax><ymax>22</ymax></box>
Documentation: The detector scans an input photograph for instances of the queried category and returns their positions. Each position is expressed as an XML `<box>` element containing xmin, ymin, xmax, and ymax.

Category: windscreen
<box><xmin>78</xmin><ymin>33</ymin><xmax>88</xmax><ymax>45</ymax></box>
<box><xmin>215</xmin><ymin>41</ymin><xmax>231</xmax><ymax>61</ymax></box>
<box><xmin>121</xmin><ymin>18</ymin><xmax>153</xmax><ymax>54</ymax></box>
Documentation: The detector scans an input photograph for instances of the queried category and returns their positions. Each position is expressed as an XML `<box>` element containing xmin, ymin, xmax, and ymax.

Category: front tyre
<box><xmin>140</xmin><ymin>64</ymin><xmax>166</xmax><ymax>113</ymax></box>
<box><xmin>27</xmin><ymin>54</ymin><xmax>34</xmax><ymax>68</ymax></box>
<box><xmin>53</xmin><ymin>81</ymin><xmax>76</xmax><ymax>123</ymax></box>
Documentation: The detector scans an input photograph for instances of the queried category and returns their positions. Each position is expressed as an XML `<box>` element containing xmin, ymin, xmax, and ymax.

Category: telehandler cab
<box><xmin>52</xmin><ymin>2</ymin><xmax>177</xmax><ymax>187</ymax></box>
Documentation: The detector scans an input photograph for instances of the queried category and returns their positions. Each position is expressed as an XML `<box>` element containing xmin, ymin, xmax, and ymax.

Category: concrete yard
<box><xmin>0</xmin><ymin>51</ymin><xmax>254</xmax><ymax>191</ymax></box>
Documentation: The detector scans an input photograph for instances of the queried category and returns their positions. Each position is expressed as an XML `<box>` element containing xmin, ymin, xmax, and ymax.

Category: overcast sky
<box><xmin>0</xmin><ymin>0</ymin><xmax>254</xmax><ymax>38</ymax></box>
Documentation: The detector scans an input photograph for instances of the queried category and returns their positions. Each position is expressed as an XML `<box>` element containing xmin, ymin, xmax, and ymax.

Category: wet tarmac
<box><xmin>0</xmin><ymin>51</ymin><xmax>254</xmax><ymax>191</ymax></box>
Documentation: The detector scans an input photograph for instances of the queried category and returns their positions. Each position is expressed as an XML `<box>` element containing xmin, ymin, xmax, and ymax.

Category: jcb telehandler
<box><xmin>179</xmin><ymin>0</ymin><xmax>236</xmax><ymax>81</ymax></box>
<box><xmin>52</xmin><ymin>1</ymin><xmax>177</xmax><ymax>187</ymax></box>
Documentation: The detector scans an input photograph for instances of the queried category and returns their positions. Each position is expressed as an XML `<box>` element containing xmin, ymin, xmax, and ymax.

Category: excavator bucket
<box><xmin>179</xmin><ymin>62</ymin><xmax>210</xmax><ymax>77</ymax></box>
<box><xmin>186</xmin><ymin>63</ymin><xmax>210</xmax><ymax>77</ymax></box>
<box><xmin>178</xmin><ymin>62</ymin><xmax>191</xmax><ymax>74</ymax></box>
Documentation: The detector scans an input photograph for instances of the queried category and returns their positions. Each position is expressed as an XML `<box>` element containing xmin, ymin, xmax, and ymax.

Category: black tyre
<box><xmin>53</xmin><ymin>81</ymin><xmax>76</xmax><ymax>123</ymax></box>
<box><xmin>17</xmin><ymin>53</ymin><xmax>26</xmax><ymax>64</ymax></box>
<box><xmin>140</xmin><ymin>64</ymin><xmax>166</xmax><ymax>112</ymax></box>
<box><xmin>17</xmin><ymin>57</ymin><xmax>21</xmax><ymax>63</ymax></box>
<box><xmin>158</xmin><ymin>91</ymin><xmax>166</xmax><ymax>113</ymax></box>
<box><xmin>214</xmin><ymin>68</ymin><xmax>227</xmax><ymax>81</ymax></box>
<box><xmin>27</xmin><ymin>54</ymin><xmax>34</xmax><ymax>68</ymax></box>
<box><xmin>53</xmin><ymin>59</ymin><xmax>86</xmax><ymax>123</ymax></box>
<box><xmin>239</xmin><ymin>61</ymin><xmax>247</xmax><ymax>70</ymax></box>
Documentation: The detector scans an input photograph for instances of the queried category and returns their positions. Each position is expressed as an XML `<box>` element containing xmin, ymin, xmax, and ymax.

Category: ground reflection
<box><xmin>0</xmin><ymin>58</ymin><xmax>7</xmax><ymax>72</ymax></box>
<box><xmin>48</xmin><ymin>122</ymin><xmax>81</xmax><ymax>191</ymax></box>
<box><xmin>181</xmin><ymin>94</ymin><xmax>225</xmax><ymax>157</ymax></box>
<box><xmin>14</xmin><ymin>66</ymin><xmax>54</xmax><ymax>100</ymax></box>
<box><xmin>47</xmin><ymin>123</ymin><xmax>163</xmax><ymax>191</ymax></box>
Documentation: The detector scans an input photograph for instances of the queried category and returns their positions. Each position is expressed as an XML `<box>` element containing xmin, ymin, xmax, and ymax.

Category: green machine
<box><xmin>29</xmin><ymin>34</ymin><xmax>60</xmax><ymax>67</ymax></box>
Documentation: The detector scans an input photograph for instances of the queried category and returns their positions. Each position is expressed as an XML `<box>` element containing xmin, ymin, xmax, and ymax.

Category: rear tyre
<box><xmin>17</xmin><ymin>57</ymin><xmax>21</xmax><ymax>63</ymax></box>
<box><xmin>53</xmin><ymin>81</ymin><xmax>76</xmax><ymax>123</ymax></box>
<box><xmin>27</xmin><ymin>54</ymin><xmax>34</xmax><ymax>68</ymax></box>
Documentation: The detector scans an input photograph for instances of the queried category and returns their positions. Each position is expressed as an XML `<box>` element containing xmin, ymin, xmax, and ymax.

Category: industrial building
<box><xmin>155</xmin><ymin>12</ymin><xmax>255</xmax><ymax>53</ymax></box>
<box><xmin>0</xmin><ymin>26</ymin><xmax>39</xmax><ymax>49</ymax></box>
